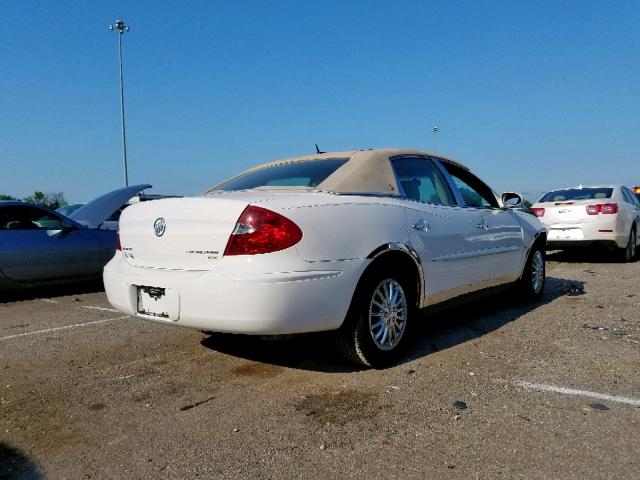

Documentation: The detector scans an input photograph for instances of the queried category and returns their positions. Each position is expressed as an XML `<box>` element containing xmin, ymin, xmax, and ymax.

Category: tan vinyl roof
<box><xmin>210</xmin><ymin>148</ymin><xmax>469</xmax><ymax>194</ymax></box>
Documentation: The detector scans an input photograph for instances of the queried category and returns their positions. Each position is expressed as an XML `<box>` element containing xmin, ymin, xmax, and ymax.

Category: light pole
<box><xmin>109</xmin><ymin>19</ymin><xmax>131</xmax><ymax>187</ymax></box>
<box><xmin>432</xmin><ymin>126</ymin><xmax>440</xmax><ymax>153</ymax></box>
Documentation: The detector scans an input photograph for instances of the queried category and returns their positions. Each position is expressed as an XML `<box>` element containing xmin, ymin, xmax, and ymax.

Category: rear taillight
<box><xmin>224</xmin><ymin>205</ymin><xmax>303</xmax><ymax>256</ymax></box>
<box><xmin>116</xmin><ymin>233</ymin><xmax>122</xmax><ymax>251</ymax></box>
<box><xmin>530</xmin><ymin>207</ymin><xmax>545</xmax><ymax>217</ymax></box>
<box><xmin>586</xmin><ymin>205</ymin><xmax>598</xmax><ymax>215</ymax></box>
<box><xmin>586</xmin><ymin>203</ymin><xmax>618</xmax><ymax>215</ymax></box>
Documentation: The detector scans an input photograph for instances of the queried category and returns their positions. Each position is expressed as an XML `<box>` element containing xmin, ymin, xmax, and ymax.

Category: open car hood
<box><xmin>69</xmin><ymin>184</ymin><xmax>152</xmax><ymax>228</ymax></box>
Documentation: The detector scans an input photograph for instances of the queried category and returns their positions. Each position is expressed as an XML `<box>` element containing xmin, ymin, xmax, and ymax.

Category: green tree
<box><xmin>23</xmin><ymin>191</ymin><xmax>46</xmax><ymax>205</ymax></box>
<box><xmin>0</xmin><ymin>194</ymin><xmax>17</xmax><ymax>201</ymax></box>
<box><xmin>23</xmin><ymin>191</ymin><xmax>67</xmax><ymax>210</ymax></box>
<box><xmin>44</xmin><ymin>192</ymin><xmax>67</xmax><ymax>210</ymax></box>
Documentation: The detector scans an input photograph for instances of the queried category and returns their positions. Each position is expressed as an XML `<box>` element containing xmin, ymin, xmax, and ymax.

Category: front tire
<box><xmin>336</xmin><ymin>266</ymin><xmax>415</xmax><ymax>368</ymax></box>
<box><xmin>620</xmin><ymin>228</ymin><xmax>637</xmax><ymax>262</ymax></box>
<box><xmin>517</xmin><ymin>245</ymin><xmax>545</xmax><ymax>301</ymax></box>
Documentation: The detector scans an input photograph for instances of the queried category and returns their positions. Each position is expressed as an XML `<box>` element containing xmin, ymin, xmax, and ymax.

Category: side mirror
<box><xmin>501</xmin><ymin>192</ymin><xmax>523</xmax><ymax>207</ymax></box>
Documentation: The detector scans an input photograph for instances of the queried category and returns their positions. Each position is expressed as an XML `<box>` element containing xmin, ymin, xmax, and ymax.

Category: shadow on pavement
<box><xmin>200</xmin><ymin>276</ymin><xmax>583</xmax><ymax>373</ymax></box>
<box><xmin>0</xmin><ymin>442</ymin><xmax>42</xmax><ymax>480</ymax></box>
<box><xmin>0</xmin><ymin>279</ymin><xmax>104</xmax><ymax>304</ymax></box>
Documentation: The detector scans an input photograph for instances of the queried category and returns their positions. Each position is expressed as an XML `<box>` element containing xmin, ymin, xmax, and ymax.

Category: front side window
<box><xmin>209</xmin><ymin>159</ymin><xmax>348</xmax><ymax>192</ymax></box>
<box><xmin>0</xmin><ymin>206</ymin><xmax>63</xmax><ymax>230</ymax></box>
<box><xmin>391</xmin><ymin>157</ymin><xmax>455</xmax><ymax>205</ymax></box>
<box><xmin>442</xmin><ymin>163</ymin><xmax>499</xmax><ymax>208</ymax></box>
<box><xmin>620</xmin><ymin>187</ymin><xmax>639</xmax><ymax>206</ymax></box>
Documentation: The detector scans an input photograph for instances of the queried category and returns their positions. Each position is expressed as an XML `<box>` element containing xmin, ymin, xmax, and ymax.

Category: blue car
<box><xmin>0</xmin><ymin>184</ymin><xmax>150</xmax><ymax>289</ymax></box>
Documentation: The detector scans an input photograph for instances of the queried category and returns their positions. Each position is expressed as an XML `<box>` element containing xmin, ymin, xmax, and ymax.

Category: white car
<box><xmin>104</xmin><ymin>149</ymin><xmax>546</xmax><ymax>367</ymax></box>
<box><xmin>531</xmin><ymin>185</ymin><xmax>640</xmax><ymax>261</ymax></box>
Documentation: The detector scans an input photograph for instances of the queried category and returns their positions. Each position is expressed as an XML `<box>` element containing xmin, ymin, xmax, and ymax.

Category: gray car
<box><xmin>0</xmin><ymin>184</ymin><xmax>150</xmax><ymax>289</ymax></box>
<box><xmin>56</xmin><ymin>203</ymin><xmax>84</xmax><ymax>217</ymax></box>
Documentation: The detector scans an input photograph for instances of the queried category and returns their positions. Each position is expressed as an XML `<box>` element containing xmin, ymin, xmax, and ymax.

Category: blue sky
<box><xmin>1</xmin><ymin>1</ymin><xmax>639</xmax><ymax>202</ymax></box>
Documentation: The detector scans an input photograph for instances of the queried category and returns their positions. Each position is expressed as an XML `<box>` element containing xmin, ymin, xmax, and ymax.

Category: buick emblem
<box><xmin>153</xmin><ymin>217</ymin><xmax>166</xmax><ymax>237</ymax></box>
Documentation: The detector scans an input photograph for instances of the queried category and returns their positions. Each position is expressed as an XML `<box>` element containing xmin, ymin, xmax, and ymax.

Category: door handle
<box><xmin>475</xmin><ymin>221</ymin><xmax>489</xmax><ymax>231</ymax></box>
<box><xmin>411</xmin><ymin>220</ymin><xmax>430</xmax><ymax>232</ymax></box>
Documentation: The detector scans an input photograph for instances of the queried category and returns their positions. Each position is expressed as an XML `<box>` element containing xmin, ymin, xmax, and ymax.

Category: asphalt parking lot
<box><xmin>1</xmin><ymin>253</ymin><xmax>639</xmax><ymax>479</ymax></box>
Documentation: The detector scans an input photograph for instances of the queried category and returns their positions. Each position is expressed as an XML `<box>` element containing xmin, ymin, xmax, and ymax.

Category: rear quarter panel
<box><xmin>275</xmin><ymin>200</ymin><xmax>409</xmax><ymax>262</ymax></box>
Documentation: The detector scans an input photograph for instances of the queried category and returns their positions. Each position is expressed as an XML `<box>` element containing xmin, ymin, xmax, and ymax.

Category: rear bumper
<box><xmin>544</xmin><ymin>221</ymin><xmax>628</xmax><ymax>249</ymax></box>
<box><xmin>103</xmin><ymin>253</ymin><xmax>366</xmax><ymax>335</ymax></box>
<box><xmin>546</xmin><ymin>239</ymin><xmax>620</xmax><ymax>250</ymax></box>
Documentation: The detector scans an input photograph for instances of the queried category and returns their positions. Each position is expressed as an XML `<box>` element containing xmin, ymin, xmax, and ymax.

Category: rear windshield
<box><xmin>539</xmin><ymin>188</ymin><xmax>613</xmax><ymax>202</ymax></box>
<box><xmin>210</xmin><ymin>159</ymin><xmax>348</xmax><ymax>192</ymax></box>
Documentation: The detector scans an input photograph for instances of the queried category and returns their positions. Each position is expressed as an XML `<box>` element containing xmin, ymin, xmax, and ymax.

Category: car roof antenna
<box><xmin>315</xmin><ymin>144</ymin><xmax>325</xmax><ymax>154</ymax></box>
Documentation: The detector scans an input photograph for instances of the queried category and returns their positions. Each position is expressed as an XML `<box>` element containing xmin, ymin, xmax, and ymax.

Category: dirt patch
<box><xmin>179</xmin><ymin>396</ymin><xmax>215</xmax><ymax>412</ymax></box>
<box><xmin>294</xmin><ymin>390</ymin><xmax>379</xmax><ymax>426</ymax></box>
<box><xmin>88</xmin><ymin>403</ymin><xmax>106</xmax><ymax>411</ymax></box>
<box><xmin>231</xmin><ymin>362</ymin><xmax>284</xmax><ymax>378</ymax></box>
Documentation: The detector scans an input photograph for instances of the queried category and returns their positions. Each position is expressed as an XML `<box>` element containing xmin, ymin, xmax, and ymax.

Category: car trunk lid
<box><xmin>118</xmin><ymin>196</ymin><xmax>252</xmax><ymax>270</ymax></box>
<box><xmin>117</xmin><ymin>190</ymin><xmax>326</xmax><ymax>270</ymax></box>
<box><xmin>536</xmin><ymin>199</ymin><xmax>600</xmax><ymax>226</ymax></box>
<box><xmin>69</xmin><ymin>184</ymin><xmax>152</xmax><ymax>228</ymax></box>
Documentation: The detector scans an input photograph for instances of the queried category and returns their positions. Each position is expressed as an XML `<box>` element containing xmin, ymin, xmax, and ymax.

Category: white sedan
<box><xmin>531</xmin><ymin>185</ymin><xmax>640</xmax><ymax>261</ymax></box>
<box><xmin>104</xmin><ymin>149</ymin><xmax>546</xmax><ymax>367</ymax></box>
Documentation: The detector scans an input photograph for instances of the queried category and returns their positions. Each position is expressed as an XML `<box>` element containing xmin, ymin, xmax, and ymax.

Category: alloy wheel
<box><xmin>368</xmin><ymin>279</ymin><xmax>408</xmax><ymax>351</ymax></box>
<box><xmin>531</xmin><ymin>250</ymin><xmax>545</xmax><ymax>294</ymax></box>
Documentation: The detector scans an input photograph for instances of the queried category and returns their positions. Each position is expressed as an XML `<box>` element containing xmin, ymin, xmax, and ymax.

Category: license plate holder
<box><xmin>136</xmin><ymin>285</ymin><xmax>179</xmax><ymax>321</ymax></box>
<box><xmin>548</xmin><ymin>228</ymin><xmax>583</xmax><ymax>241</ymax></box>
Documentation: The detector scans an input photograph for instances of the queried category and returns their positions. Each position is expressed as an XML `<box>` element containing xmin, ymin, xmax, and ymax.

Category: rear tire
<box><xmin>620</xmin><ymin>228</ymin><xmax>637</xmax><ymax>262</ymax></box>
<box><xmin>336</xmin><ymin>265</ymin><xmax>415</xmax><ymax>368</ymax></box>
<box><xmin>517</xmin><ymin>245</ymin><xmax>545</xmax><ymax>301</ymax></box>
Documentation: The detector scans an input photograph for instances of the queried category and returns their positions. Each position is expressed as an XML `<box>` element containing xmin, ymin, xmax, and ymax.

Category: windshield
<box><xmin>209</xmin><ymin>159</ymin><xmax>348</xmax><ymax>192</ymax></box>
<box><xmin>539</xmin><ymin>187</ymin><xmax>613</xmax><ymax>202</ymax></box>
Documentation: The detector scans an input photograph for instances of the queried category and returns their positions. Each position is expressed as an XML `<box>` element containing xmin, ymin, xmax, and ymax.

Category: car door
<box><xmin>621</xmin><ymin>187</ymin><xmax>640</xmax><ymax>231</ymax></box>
<box><xmin>391</xmin><ymin>156</ymin><xmax>488</xmax><ymax>305</ymax></box>
<box><xmin>0</xmin><ymin>205</ymin><xmax>102</xmax><ymax>283</ymax></box>
<box><xmin>439</xmin><ymin>161</ymin><xmax>525</xmax><ymax>287</ymax></box>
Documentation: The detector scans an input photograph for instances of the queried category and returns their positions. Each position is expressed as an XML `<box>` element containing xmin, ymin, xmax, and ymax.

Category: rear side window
<box><xmin>539</xmin><ymin>188</ymin><xmax>613</xmax><ymax>202</ymax></box>
<box><xmin>210</xmin><ymin>159</ymin><xmax>348</xmax><ymax>192</ymax></box>
<box><xmin>391</xmin><ymin>157</ymin><xmax>455</xmax><ymax>205</ymax></box>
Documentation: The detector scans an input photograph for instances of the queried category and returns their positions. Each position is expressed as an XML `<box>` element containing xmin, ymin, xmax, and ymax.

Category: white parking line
<box><xmin>83</xmin><ymin>306</ymin><xmax>120</xmax><ymax>313</ymax></box>
<box><xmin>37</xmin><ymin>298</ymin><xmax>59</xmax><ymax>304</ymax></box>
<box><xmin>514</xmin><ymin>380</ymin><xmax>640</xmax><ymax>407</ymax></box>
<box><xmin>0</xmin><ymin>316</ymin><xmax>130</xmax><ymax>342</ymax></box>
